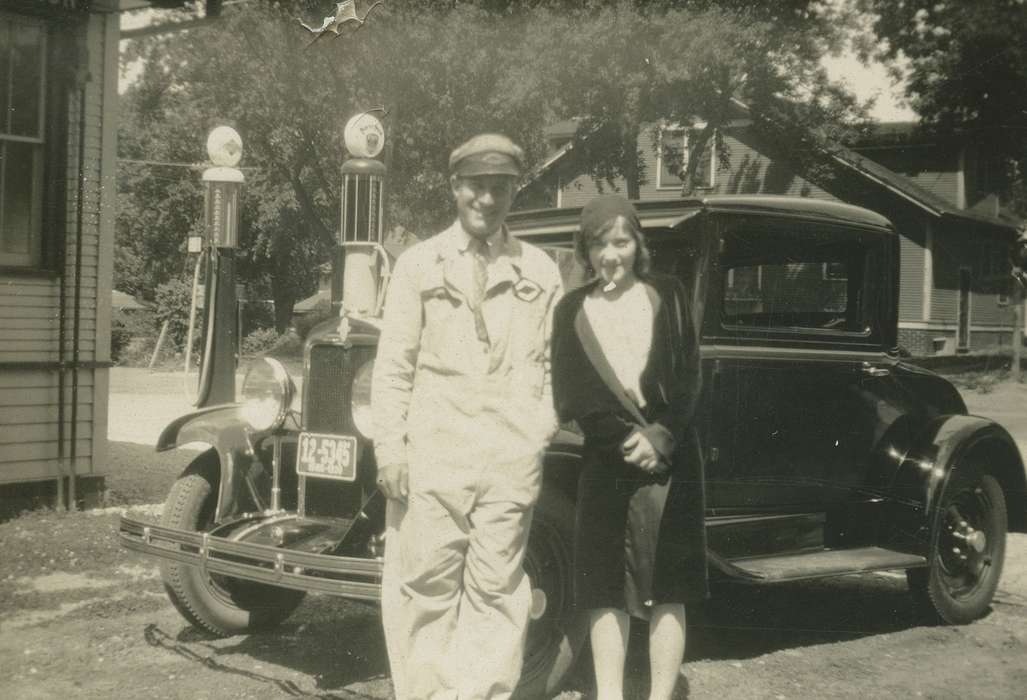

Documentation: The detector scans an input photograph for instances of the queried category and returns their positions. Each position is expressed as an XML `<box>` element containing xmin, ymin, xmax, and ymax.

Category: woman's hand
<box><xmin>621</xmin><ymin>431</ymin><xmax>666</xmax><ymax>474</ymax></box>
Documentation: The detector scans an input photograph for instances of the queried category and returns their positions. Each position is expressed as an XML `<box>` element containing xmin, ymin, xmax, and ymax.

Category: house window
<box><xmin>657</xmin><ymin>125</ymin><xmax>716</xmax><ymax>190</ymax></box>
<box><xmin>0</xmin><ymin>15</ymin><xmax>46</xmax><ymax>269</ymax></box>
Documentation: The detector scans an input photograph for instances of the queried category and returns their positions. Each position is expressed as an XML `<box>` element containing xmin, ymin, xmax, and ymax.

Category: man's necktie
<box><xmin>470</xmin><ymin>238</ymin><xmax>490</xmax><ymax>344</ymax></box>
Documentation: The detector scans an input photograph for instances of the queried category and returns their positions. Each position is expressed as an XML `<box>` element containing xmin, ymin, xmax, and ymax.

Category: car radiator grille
<box><xmin>304</xmin><ymin>343</ymin><xmax>370</xmax><ymax>433</ymax></box>
<box><xmin>301</xmin><ymin>342</ymin><xmax>374</xmax><ymax>522</ymax></box>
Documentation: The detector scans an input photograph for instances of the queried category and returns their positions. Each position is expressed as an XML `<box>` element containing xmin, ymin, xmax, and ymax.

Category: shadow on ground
<box><xmin>566</xmin><ymin>571</ymin><xmax>924</xmax><ymax>699</ymax></box>
<box><xmin>143</xmin><ymin>595</ymin><xmax>389</xmax><ymax>697</ymax></box>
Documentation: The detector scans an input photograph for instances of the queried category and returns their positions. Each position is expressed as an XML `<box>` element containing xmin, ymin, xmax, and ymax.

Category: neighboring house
<box><xmin>0</xmin><ymin>0</ymin><xmax>121</xmax><ymax>503</ymax></box>
<box><xmin>292</xmin><ymin>263</ymin><xmax>333</xmax><ymax>317</ymax></box>
<box><xmin>519</xmin><ymin>113</ymin><xmax>1022</xmax><ymax>356</ymax></box>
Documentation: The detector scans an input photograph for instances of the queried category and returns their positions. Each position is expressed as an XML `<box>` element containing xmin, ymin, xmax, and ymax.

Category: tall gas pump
<box><xmin>188</xmin><ymin>126</ymin><xmax>244</xmax><ymax>406</ymax></box>
<box><xmin>335</xmin><ymin>112</ymin><xmax>388</xmax><ymax>317</ymax></box>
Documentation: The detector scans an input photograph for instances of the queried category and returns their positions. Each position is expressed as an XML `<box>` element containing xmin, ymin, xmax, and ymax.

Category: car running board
<box><xmin>721</xmin><ymin>546</ymin><xmax>927</xmax><ymax>583</ymax></box>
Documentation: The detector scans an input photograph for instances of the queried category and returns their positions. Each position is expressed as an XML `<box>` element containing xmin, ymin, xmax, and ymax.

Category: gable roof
<box><xmin>829</xmin><ymin>146</ymin><xmax>1020</xmax><ymax>232</ymax></box>
<box><xmin>525</xmin><ymin>110</ymin><xmax>1020</xmax><ymax>236</ymax></box>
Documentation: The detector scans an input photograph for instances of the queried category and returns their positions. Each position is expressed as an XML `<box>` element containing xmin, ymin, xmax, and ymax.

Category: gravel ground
<box><xmin>0</xmin><ymin>368</ymin><xmax>1025</xmax><ymax>699</ymax></box>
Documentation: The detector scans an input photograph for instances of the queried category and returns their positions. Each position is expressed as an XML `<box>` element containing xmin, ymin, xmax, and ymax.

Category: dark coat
<box><xmin>551</xmin><ymin>272</ymin><xmax>708</xmax><ymax>613</ymax></box>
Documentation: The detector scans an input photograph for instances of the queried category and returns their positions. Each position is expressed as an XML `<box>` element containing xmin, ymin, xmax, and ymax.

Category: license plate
<box><xmin>296</xmin><ymin>432</ymin><xmax>358</xmax><ymax>481</ymax></box>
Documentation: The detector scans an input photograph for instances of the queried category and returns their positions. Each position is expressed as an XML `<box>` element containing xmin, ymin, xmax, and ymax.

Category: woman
<box><xmin>551</xmin><ymin>194</ymin><xmax>707</xmax><ymax>700</ymax></box>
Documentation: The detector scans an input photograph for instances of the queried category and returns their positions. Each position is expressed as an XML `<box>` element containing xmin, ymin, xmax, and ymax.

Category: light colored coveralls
<box><xmin>372</xmin><ymin>221</ymin><xmax>562</xmax><ymax>700</ymax></box>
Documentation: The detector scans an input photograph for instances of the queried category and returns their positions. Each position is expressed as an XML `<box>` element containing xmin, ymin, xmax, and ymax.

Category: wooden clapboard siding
<box><xmin>890</xmin><ymin>212</ymin><xmax>926</xmax><ymax>323</ymax></box>
<box><xmin>0</xmin><ymin>422</ymin><xmax>93</xmax><ymax>444</ymax></box>
<box><xmin>713</xmin><ymin>127</ymin><xmax>833</xmax><ymax>200</ymax></box>
<box><xmin>555</xmin><ymin>123</ymin><xmax>836</xmax><ymax>210</ymax></box>
<box><xmin>2</xmin><ymin>318</ymin><xmax>96</xmax><ymax>331</ymax></box>
<box><xmin>930</xmin><ymin>226</ymin><xmax>966</xmax><ymax>323</ymax></box>
<box><xmin>0</xmin><ymin>383</ymin><xmax>95</xmax><ymax>407</ymax></box>
<box><xmin>0</xmin><ymin>8</ymin><xmax>116</xmax><ymax>486</ymax></box>
<box><xmin>1</xmin><ymin>440</ymin><xmax>92</xmax><ymax>465</ymax></box>
<box><xmin>0</xmin><ymin>458</ymin><xmax>93</xmax><ymax>483</ymax></box>
<box><xmin>0</xmin><ymin>371</ymin><xmax>95</xmax><ymax>389</ymax></box>
<box><xmin>0</xmin><ymin>404</ymin><xmax>94</xmax><ymax>425</ymax></box>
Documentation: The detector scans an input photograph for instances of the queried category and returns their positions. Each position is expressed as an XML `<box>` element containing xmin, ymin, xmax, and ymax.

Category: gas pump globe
<box><xmin>338</xmin><ymin>112</ymin><xmax>388</xmax><ymax>316</ymax></box>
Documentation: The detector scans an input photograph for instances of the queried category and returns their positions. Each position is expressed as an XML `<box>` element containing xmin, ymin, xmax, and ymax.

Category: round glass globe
<box><xmin>206</xmin><ymin>126</ymin><xmax>243</xmax><ymax>167</ymax></box>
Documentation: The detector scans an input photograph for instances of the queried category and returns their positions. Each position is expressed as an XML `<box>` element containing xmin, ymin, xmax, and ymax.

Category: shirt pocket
<box><xmin>419</xmin><ymin>286</ymin><xmax>471</xmax><ymax>365</ymax></box>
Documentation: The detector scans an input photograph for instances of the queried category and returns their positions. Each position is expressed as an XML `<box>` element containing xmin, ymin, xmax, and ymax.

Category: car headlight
<box><xmin>240</xmin><ymin>358</ymin><xmax>294</xmax><ymax>432</ymax></box>
<box><xmin>351</xmin><ymin>359</ymin><xmax>374</xmax><ymax>439</ymax></box>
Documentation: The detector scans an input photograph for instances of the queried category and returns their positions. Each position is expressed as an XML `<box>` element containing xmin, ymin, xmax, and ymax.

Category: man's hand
<box><xmin>377</xmin><ymin>461</ymin><xmax>409</xmax><ymax>501</ymax></box>
<box><xmin>621</xmin><ymin>431</ymin><xmax>665</xmax><ymax>474</ymax></box>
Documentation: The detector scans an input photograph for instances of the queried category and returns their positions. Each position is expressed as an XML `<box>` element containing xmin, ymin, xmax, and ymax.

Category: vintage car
<box><xmin>120</xmin><ymin>195</ymin><xmax>1026</xmax><ymax>696</ymax></box>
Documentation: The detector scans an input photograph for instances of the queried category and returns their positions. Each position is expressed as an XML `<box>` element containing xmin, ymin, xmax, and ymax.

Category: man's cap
<box><xmin>449</xmin><ymin>133</ymin><xmax>524</xmax><ymax>178</ymax></box>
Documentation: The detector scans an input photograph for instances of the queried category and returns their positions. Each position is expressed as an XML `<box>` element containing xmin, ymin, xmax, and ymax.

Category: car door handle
<box><xmin>861</xmin><ymin>362</ymin><xmax>890</xmax><ymax>377</ymax></box>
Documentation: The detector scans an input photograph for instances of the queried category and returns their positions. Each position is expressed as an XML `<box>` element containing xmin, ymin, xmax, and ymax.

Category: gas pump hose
<box><xmin>183</xmin><ymin>248</ymin><xmax>217</xmax><ymax>406</ymax></box>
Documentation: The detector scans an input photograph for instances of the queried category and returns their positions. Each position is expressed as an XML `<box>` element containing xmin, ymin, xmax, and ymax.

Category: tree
<box><xmin>118</xmin><ymin>2</ymin><xmax>556</xmax><ymax>328</ymax></box>
<box><xmin>515</xmin><ymin>0</ymin><xmax>868</xmax><ymax>198</ymax></box>
<box><xmin>117</xmin><ymin>0</ymin><xmax>869</xmax><ymax>322</ymax></box>
<box><xmin>858</xmin><ymin>0</ymin><xmax>1027</xmax><ymax>377</ymax></box>
<box><xmin>858</xmin><ymin>0</ymin><xmax>1027</xmax><ymax>207</ymax></box>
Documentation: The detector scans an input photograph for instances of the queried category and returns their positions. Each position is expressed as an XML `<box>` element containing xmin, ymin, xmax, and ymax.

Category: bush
<box><xmin>241</xmin><ymin>299</ymin><xmax>276</xmax><ymax>335</ymax></box>
<box><xmin>154</xmin><ymin>278</ymin><xmax>195</xmax><ymax>348</ymax></box>
<box><xmin>241</xmin><ymin>327</ymin><xmax>280</xmax><ymax>357</ymax></box>
<box><xmin>110</xmin><ymin>317</ymin><xmax>133</xmax><ymax>361</ymax></box>
<box><xmin>118</xmin><ymin>336</ymin><xmax>157</xmax><ymax>368</ymax></box>
<box><xmin>268</xmin><ymin>329</ymin><xmax>303</xmax><ymax>358</ymax></box>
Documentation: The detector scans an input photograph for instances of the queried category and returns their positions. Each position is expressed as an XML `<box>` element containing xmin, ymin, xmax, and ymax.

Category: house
<box><xmin>0</xmin><ymin>0</ymin><xmax>121</xmax><ymax>506</ymax></box>
<box><xmin>518</xmin><ymin>113</ymin><xmax>1023</xmax><ymax>356</ymax></box>
<box><xmin>0</xmin><ymin>0</ymin><xmax>228</xmax><ymax>505</ymax></box>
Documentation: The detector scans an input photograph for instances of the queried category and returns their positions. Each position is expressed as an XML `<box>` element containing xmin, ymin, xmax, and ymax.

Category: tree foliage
<box><xmin>516</xmin><ymin>0</ymin><xmax>868</xmax><ymax>197</ymax></box>
<box><xmin>117</xmin><ymin>0</ymin><xmax>868</xmax><ymax>318</ymax></box>
<box><xmin>859</xmin><ymin>0</ymin><xmax>1027</xmax><ymax>207</ymax></box>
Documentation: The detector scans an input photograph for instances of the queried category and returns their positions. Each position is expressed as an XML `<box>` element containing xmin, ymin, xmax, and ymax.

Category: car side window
<box><xmin>720</xmin><ymin>226</ymin><xmax>869</xmax><ymax>335</ymax></box>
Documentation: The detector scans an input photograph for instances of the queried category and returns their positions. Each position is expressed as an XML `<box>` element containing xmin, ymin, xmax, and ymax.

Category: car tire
<box><xmin>513</xmin><ymin>488</ymin><xmax>588</xmax><ymax>699</ymax></box>
<box><xmin>907</xmin><ymin>472</ymin><xmax>1007</xmax><ymax>625</ymax></box>
<box><xmin>160</xmin><ymin>452</ymin><xmax>306</xmax><ymax>637</ymax></box>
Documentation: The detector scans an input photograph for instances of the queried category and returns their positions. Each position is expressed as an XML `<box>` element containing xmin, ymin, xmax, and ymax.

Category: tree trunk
<box><xmin>622</xmin><ymin>119</ymin><xmax>641</xmax><ymax>200</ymax></box>
<box><xmin>681</xmin><ymin>122</ymin><xmax>717</xmax><ymax>197</ymax></box>
<box><xmin>271</xmin><ymin>272</ymin><xmax>297</xmax><ymax>334</ymax></box>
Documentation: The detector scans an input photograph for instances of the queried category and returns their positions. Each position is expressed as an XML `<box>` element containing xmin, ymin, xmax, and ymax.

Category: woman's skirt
<box><xmin>573</xmin><ymin>441</ymin><xmax>707</xmax><ymax>618</ymax></box>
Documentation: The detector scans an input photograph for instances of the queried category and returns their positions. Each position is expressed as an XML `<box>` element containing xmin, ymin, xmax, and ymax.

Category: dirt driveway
<box><xmin>1</xmin><ymin>369</ymin><xmax>1027</xmax><ymax>699</ymax></box>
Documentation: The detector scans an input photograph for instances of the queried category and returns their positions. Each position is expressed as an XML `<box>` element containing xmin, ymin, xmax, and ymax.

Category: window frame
<box><xmin>656</xmin><ymin>124</ymin><xmax>716</xmax><ymax>191</ymax></box>
<box><xmin>712</xmin><ymin>220</ymin><xmax>886</xmax><ymax>346</ymax></box>
<box><xmin>0</xmin><ymin>12</ymin><xmax>65</xmax><ymax>277</ymax></box>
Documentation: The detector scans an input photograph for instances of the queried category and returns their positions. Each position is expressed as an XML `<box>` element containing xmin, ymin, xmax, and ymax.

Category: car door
<box><xmin>702</xmin><ymin>217</ymin><xmax>894</xmax><ymax>514</ymax></box>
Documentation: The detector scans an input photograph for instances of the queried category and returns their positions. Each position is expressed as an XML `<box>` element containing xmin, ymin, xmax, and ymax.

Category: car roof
<box><xmin>508</xmin><ymin>195</ymin><xmax>895</xmax><ymax>238</ymax></box>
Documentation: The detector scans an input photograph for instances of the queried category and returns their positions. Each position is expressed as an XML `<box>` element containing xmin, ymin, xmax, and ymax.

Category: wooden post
<box><xmin>1014</xmin><ymin>287</ymin><xmax>1024</xmax><ymax>383</ymax></box>
<box><xmin>149</xmin><ymin>320</ymin><xmax>170</xmax><ymax>370</ymax></box>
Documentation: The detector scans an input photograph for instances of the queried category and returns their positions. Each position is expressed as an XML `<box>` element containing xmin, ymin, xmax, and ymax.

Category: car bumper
<box><xmin>118</xmin><ymin>515</ymin><xmax>383</xmax><ymax>601</ymax></box>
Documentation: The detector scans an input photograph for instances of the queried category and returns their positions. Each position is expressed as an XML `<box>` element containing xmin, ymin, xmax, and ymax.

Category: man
<box><xmin>372</xmin><ymin>134</ymin><xmax>563</xmax><ymax>700</ymax></box>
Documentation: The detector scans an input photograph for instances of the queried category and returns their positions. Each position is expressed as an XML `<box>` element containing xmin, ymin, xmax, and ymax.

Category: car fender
<box><xmin>887</xmin><ymin>414</ymin><xmax>1026</xmax><ymax>554</ymax></box>
<box><xmin>542</xmin><ymin>429</ymin><xmax>584</xmax><ymax>503</ymax></box>
<box><xmin>157</xmin><ymin>403</ymin><xmax>258</xmax><ymax>521</ymax></box>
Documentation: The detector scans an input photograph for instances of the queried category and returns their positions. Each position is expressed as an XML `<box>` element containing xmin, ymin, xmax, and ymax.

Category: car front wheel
<box><xmin>514</xmin><ymin>489</ymin><xmax>588</xmax><ymax>699</ymax></box>
<box><xmin>160</xmin><ymin>452</ymin><xmax>306</xmax><ymax>636</ymax></box>
<box><xmin>907</xmin><ymin>472</ymin><xmax>1007</xmax><ymax>624</ymax></box>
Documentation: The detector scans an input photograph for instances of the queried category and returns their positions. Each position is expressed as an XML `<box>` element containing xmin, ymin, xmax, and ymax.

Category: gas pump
<box><xmin>335</xmin><ymin>112</ymin><xmax>389</xmax><ymax>317</ymax></box>
<box><xmin>185</xmin><ymin>126</ymin><xmax>244</xmax><ymax>407</ymax></box>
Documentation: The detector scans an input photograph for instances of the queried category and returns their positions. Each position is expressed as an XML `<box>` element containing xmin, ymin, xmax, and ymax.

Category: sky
<box><xmin>823</xmin><ymin>53</ymin><xmax>915</xmax><ymax>123</ymax></box>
